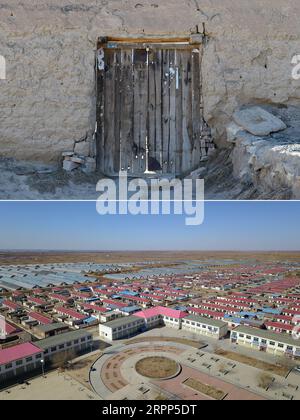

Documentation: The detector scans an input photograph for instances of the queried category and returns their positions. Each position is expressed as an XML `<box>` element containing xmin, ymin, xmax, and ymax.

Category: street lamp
<box><xmin>41</xmin><ymin>359</ymin><xmax>45</xmax><ymax>378</ymax></box>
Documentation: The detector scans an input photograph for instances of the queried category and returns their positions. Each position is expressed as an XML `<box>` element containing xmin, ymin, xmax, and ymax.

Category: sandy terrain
<box><xmin>0</xmin><ymin>251</ymin><xmax>300</xmax><ymax>266</ymax></box>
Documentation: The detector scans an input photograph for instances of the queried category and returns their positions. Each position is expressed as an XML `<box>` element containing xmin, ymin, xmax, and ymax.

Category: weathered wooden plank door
<box><xmin>97</xmin><ymin>40</ymin><xmax>209</xmax><ymax>177</ymax></box>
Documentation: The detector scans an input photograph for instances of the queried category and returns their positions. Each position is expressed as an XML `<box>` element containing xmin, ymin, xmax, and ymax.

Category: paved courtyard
<box><xmin>90</xmin><ymin>340</ymin><xmax>274</xmax><ymax>400</ymax></box>
<box><xmin>0</xmin><ymin>371</ymin><xmax>100</xmax><ymax>400</ymax></box>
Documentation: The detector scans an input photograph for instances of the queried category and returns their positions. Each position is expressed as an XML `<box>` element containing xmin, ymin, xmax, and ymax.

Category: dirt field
<box><xmin>0</xmin><ymin>370</ymin><xmax>99</xmax><ymax>400</ymax></box>
<box><xmin>136</xmin><ymin>357</ymin><xmax>179</xmax><ymax>379</ymax></box>
<box><xmin>0</xmin><ymin>250</ymin><xmax>300</xmax><ymax>266</ymax></box>
<box><xmin>183</xmin><ymin>378</ymin><xmax>226</xmax><ymax>400</ymax></box>
<box><xmin>64</xmin><ymin>352</ymin><xmax>104</xmax><ymax>391</ymax></box>
<box><xmin>126</xmin><ymin>336</ymin><xmax>206</xmax><ymax>349</ymax></box>
<box><xmin>216</xmin><ymin>349</ymin><xmax>290</xmax><ymax>377</ymax></box>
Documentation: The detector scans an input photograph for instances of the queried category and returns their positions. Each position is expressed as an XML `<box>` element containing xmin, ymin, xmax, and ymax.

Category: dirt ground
<box><xmin>126</xmin><ymin>336</ymin><xmax>206</xmax><ymax>349</ymax></box>
<box><xmin>0</xmin><ymin>250</ymin><xmax>299</xmax><ymax>266</ymax></box>
<box><xmin>216</xmin><ymin>349</ymin><xmax>290</xmax><ymax>377</ymax></box>
<box><xmin>183</xmin><ymin>377</ymin><xmax>226</xmax><ymax>400</ymax></box>
<box><xmin>0</xmin><ymin>370</ymin><xmax>99</xmax><ymax>400</ymax></box>
<box><xmin>136</xmin><ymin>357</ymin><xmax>179</xmax><ymax>379</ymax></box>
<box><xmin>65</xmin><ymin>352</ymin><xmax>103</xmax><ymax>391</ymax></box>
<box><xmin>0</xmin><ymin>150</ymin><xmax>286</xmax><ymax>201</ymax></box>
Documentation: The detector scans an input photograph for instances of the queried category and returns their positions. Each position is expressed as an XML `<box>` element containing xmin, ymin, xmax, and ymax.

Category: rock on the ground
<box><xmin>226</xmin><ymin>122</ymin><xmax>243</xmax><ymax>143</ymax></box>
<box><xmin>71</xmin><ymin>156</ymin><xmax>85</xmax><ymax>164</ymax></box>
<box><xmin>74</xmin><ymin>141</ymin><xmax>91</xmax><ymax>157</ymax></box>
<box><xmin>82</xmin><ymin>158</ymin><xmax>96</xmax><ymax>174</ymax></box>
<box><xmin>63</xmin><ymin>160</ymin><xmax>80</xmax><ymax>172</ymax></box>
<box><xmin>233</xmin><ymin>107</ymin><xmax>287</xmax><ymax>136</ymax></box>
<box><xmin>62</xmin><ymin>151</ymin><xmax>74</xmax><ymax>157</ymax></box>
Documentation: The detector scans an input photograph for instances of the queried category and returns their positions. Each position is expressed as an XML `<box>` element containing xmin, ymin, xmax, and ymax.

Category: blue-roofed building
<box><xmin>239</xmin><ymin>311</ymin><xmax>259</xmax><ymax>319</ymax></box>
<box><xmin>119</xmin><ymin>306</ymin><xmax>141</xmax><ymax>316</ymax></box>
<box><xmin>175</xmin><ymin>306</ymin><xmax>188</xmax><ymax>312</ymax></box>
<box><xmin>119</xmin><ymin>290</ymin><xmax>139</xmax><ymax>297</ymax></box>
<box><xmin>224</xmin><ymin>314</ymin><xmax>264</xmax><ymax>329</ymax></box>
<box><xmin>79</xmin><ymin>287</ymin><xmax>91</xmax><ymax>292</ymax></box>
<box><xmin>86</xmin><ymin>297</ymin><xmax>100</xmax><ymax>303</ymax></box>
<box><xmin>83</xmin><ymin>316</ymin><xmax>98</xmax><ymax>326</ymax></box>
<box><xmin>261</xmin><ymin>307</ymin><xmax>283</xmax><ymax>315</ymax></box>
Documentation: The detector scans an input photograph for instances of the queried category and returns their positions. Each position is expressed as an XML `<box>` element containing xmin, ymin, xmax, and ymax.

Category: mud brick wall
<box><xmin>0</xmin><ymin>0</ymin><xmax>300</xmax><ymax>162</ymax></box>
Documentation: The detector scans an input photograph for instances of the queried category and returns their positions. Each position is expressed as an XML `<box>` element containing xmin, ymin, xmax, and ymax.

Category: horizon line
<box><xmin>0</xmin><ymin>249</ymin><xmax>300</xmax><ymax>253</ymax></box>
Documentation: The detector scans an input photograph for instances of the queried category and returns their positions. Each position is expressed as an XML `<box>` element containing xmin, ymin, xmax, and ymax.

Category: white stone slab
<box><xmin>233</xmin><ymin>107</ymin><xmax>287</xmax><ymax>136</ymax></box>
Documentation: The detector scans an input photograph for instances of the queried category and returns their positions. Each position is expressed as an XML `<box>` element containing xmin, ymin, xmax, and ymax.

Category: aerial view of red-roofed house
<box><xmin>28</xmin><ymin>312</ymin><xmax>53</xmax><ymax>326</ymax></box>
<box><xmin>54</xmin><ymin>307</ymin><xmax>87</xmax><ymax>326</ymax></box>
<box><xmin>48</xmin><ymin>294</ymin><xmax>73</xmax><ymax>305</ymax></box>
<box><xmin>0</xmin><ymin>320</ymin><xmax>21</xmax><ymax>340</ymax></box>
<box><xmin>134</xmin><ymin>306</ymin><xmax>187</xmax><ymax>330</ymax></box>
<box><xmin>24</xmin><ymin>296</ymin><xmax>49</xmax><ymax>310</ymax></box>
<box><xmin>264</xmin><ymin>321</ymin><xmax>294</xmax><ymax>335</ymax></box>
<box><xmin>1</xmin><ymin>300</ymin><xmax>21</xmax><ymax>312</ymax></box>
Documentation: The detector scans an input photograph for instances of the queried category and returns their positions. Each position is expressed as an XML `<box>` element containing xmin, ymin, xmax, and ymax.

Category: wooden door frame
<box><xmin>96</xmin><ymin>35</ymin><xmax>204</xmax><ymax>177</ymax></box>
<box><xmin>97</xmin><ymin>34</ymin><xmax>203</xmax><ymax>49</ymax></box>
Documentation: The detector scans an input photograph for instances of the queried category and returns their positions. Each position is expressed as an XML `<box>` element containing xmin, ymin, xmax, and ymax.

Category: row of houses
<box><xmin>0</xmin><ymin>330</ymin><xmax>93</xmax><ymax>384</ymax></box>
<box><xmin>231</xmin><ymin>326</ymin><xmax>300</xmax><ymax>358</ymax></box>
<box><xmin>99</xmin><ymin>306</ymin><xmax>228</xmax><ymax>341</ymax></box>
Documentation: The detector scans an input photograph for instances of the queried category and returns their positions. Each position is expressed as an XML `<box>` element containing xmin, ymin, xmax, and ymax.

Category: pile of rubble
<box><xmin>62</xmin><ymin>137</ymin><xmax>96</xmax><ymax>174</ymax></box>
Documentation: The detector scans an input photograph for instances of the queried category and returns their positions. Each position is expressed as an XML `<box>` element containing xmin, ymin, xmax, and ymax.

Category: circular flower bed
<box><xmin>135</xmin><ymin>357</ymin><xmax>181</xmax><ymax>380</ymax></box>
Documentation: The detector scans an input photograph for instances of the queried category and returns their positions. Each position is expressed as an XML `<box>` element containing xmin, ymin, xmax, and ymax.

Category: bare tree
<box><xmin>275</xmin><ymin>356</ymin><xmax>296</xmax><ymax>373</ymax></box>
<box><xmin>51</xmin><ymin>349</ymin><xmax>77</xmax><ymax>369</ymax></box>
<box><xmin>257</xmin><ymin>372</ymin><xmax>273</xmax><ymax>390</ymax></box>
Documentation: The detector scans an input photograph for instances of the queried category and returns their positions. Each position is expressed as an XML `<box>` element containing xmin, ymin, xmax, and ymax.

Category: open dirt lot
<box><xmin>216</xmin><ymin>349</ymin><xmax>290</xmax><ymax>377</ymax></box>
<box><xmin>64</xmin><ymin>352</ymin><xmax>104</xmax><ymax>391</ymax></box>
<box><xmin>0</xmin><ymin>250</ymin><xmax>300</xmax><ymax>266</ymax></box>
<box><xmin>0</xmin><ymin>371</ymin><xmax>99</xmax><ymax>400</ymax></box>
<box><xmin>127</xmin><ymin>336</ymin><xmax>206</xmax><ymax>349</ymax></box>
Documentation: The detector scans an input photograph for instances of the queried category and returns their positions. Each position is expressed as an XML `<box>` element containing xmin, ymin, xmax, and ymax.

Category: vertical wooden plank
<box><xmin>132</xmin><ymin>49</ymin><xmax>148</xmax><ymax>174</ymax></box>
<box><xmin>133</xmin><ymin>51</ymin><xmax>141</xmax><ymax>175</ymax></box>
<box><xmin>191</xmin><ymin>48</ymin><xmax>203</xmax><ymax>168</ymax></box>
<box><xmin>103</xmin><ymin>49</ymin><xmax>116</xmax><ymax>175</ymax></box>
<box><xmin>96</xmin><ymin>59</ymin><xmax>105</xmax><ymax>172</ymax></box>
<box><xmin>138</xmin><ymin>50</ymin><xmax>148</xmax><ymax>174</ymax></box>
<box><xmin>113</xmin><ymin>49</ymin><xmax>121</xmax><ymax>174</ymax></box>
<box><xmin>181</xmin><ymin>50</ymin><xmax>193</xmax><ymax>174</ymax></box>
<box><xmin>154</xmin><ymin>49</ymin><xmax>163</xmax><ymax>171</ymax></box>
<box><xmin>168</xmin><ymin>49</ymin><xmax>176</xmax><ymax>174</ymax></box>
<box><xmin>175</xmin><ymin>50</ymin><xmax>183</xmax><ymax>175</ymax></box>
<box><xmin>120</xmin><ymin>49</ymin><xmax>134</xmax><ymax>173</ymax></box>
<box><xmin>148</xmin><ymin>49</ymin><xmax>157</xmax><ymax>171</ymax></box>
<box><xmin>162</xmin><ymin>49</ymin><xmax>170</xmax><ymax>174</ymax></box>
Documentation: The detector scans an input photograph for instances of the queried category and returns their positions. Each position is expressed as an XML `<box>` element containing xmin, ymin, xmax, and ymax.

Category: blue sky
<box><xmin>0</xmin><ymin>201</ymin><xmax>299</xmax><ymax>251</ymax></box>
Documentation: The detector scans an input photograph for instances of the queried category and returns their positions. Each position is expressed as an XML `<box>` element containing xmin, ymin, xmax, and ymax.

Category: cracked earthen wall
<box><xmin>0</xmin><ymin>0</ymin><xmax>300</xmax><ymax>163</ymax></box>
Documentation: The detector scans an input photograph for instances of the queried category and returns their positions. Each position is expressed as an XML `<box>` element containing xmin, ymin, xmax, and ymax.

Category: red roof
<box><xmin>81</xmin><ymin>303</ymin><xmax>108</xmax><ymax>313</ymax></box>
<box><xmin>1</xmin><ymin>321</ymin><xmax>19</xmax><ymax>336</ymax></box>
<box><xmin>265</xmin><ymin>321</ymin><xmax>294</xmax><ymax>331</ymax></box>
<box><xmin>27</xmin><ymin>297</ymin><xmax>47</xmax><ymax>306</ymax></box>
<box><xmin>188</xmin><ymin>307</ymin><xmax>224</xmax><ymax>319</ymax></box>
<box><xmin>0</xmin><ymin>343</ymin><xmax>42</xmax><ymax>365</ymax></box>
<box><xmin>135</xmin><ymin>306</ymin><xmax>187</xmax><ymax>320</ymax></box>
<box><xmin>28</xmin><ymin>312</ymin><xmax>52</xmax><ymax>325</ymax></box>
<box><xmin>2</xmin><ymin>300</ymin><xmax>20</xmax><ymax>310</ymax></box>
<box><xmin>55</xmin><ymin>307</ymin><xmax>86</xmax><ymax>320</ymax></box>
<box><xmin>102</xmin><ymin>299</ymin><xmax>127</xmax><ymax>308</ymax></box>
<box><xmin>49</xmin><ymin>294</ymin><xmax>72</xmax><ymax>303</ymax></box>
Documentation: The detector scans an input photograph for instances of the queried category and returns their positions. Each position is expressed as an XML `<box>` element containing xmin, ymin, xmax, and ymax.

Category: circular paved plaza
<box><xmin>89</xmin><ymin>339</ymin><xmax>267</xmax><ymax>401</ymax></box>
<box><xmin>91</xmin><ymin>343</ymin><xmax>184</xmax><ymax>397</ymax></box>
